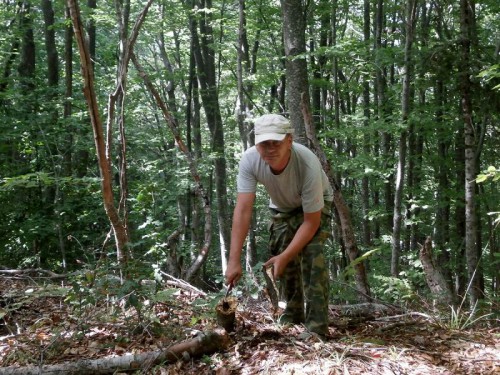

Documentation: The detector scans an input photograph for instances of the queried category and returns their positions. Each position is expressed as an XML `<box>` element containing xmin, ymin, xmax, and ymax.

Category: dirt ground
<box><xmin>0</xmin><ymin>276</ymin><xmax>498</xmax><ymax>374</ymax></box>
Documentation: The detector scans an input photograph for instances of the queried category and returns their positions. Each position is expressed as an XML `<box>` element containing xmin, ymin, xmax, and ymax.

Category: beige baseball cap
<box><xmin>254</xmin><ymin>114</ymin><xmax>294</xmax><ymax>144</ymax></box>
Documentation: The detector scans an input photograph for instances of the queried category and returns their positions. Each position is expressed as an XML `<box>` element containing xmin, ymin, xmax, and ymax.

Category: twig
<box><xmin>160</xmin><ymin>271</ymin><xmax>207</xmax><ymax>296</ymax></box>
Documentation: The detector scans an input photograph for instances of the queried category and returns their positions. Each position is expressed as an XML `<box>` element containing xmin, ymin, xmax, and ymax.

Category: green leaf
<box><xmin>476</xmin><ymin>174</ymin><xmax>488</xmax><ymax>183</ymax></box>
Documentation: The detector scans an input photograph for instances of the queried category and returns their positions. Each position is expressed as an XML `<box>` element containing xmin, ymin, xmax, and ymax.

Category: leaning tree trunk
<box><xmin>67</xmin><ymin>0</ymin><xmax>154</xmax><ymax>268</ymax></box>
<box><xmin>132</xmin><ymin>55</ymin><xmax>213</xmax><ymax>284</ymax></box>
<box><xmin>302</xmin><ymin>97</ymin><xmax>371</xmax><ymax>302</ymax></box>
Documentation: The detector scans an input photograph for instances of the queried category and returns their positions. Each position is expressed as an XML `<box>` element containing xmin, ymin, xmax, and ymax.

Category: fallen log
<box><xmin>331</xmin><ymin>302</ymin><xmax>401</xmax><ymax>319</ymax></box>
<box><xmin>0</xmin><ymin>268</ymin><xmax>67</xmax><ymax>279</ymax></box>
<box><xmin>0</xmin><ymin>329</ymin><xmax>231</xmax><ymax>375</ymax></box>
<box><xmin>328</xmin><ymin>302</ymin><xmax>402</xmax><ymax>327</ymax></box>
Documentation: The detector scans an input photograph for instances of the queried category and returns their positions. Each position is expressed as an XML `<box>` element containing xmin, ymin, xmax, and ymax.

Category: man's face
<box><xmin>256</xmin><ymin>134</ymin><xmax>292</xmax><ymax>173</ymax></box>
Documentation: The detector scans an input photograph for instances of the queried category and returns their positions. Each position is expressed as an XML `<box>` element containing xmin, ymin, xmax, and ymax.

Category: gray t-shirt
<box><xmin>237</xmin><ymin>142</ymin><xmax>334</xmax><ymax>213</ymax></box>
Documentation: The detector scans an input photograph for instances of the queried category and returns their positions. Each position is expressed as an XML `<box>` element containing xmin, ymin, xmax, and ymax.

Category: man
<box><xmin>225</xmin><ymin>114</ymin><xmax>333</xmax><ymax>336</ymax></box>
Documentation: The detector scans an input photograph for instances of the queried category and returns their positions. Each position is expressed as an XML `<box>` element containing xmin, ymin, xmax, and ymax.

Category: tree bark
<box><xmin>280</xmin><ymin>0</ymin><xmax>308</xmax><ymax>143</ymax></box>
<box><xmin>459</xmin><ymin>0</ymin><xmax>482</xmax><ymax>305</ymax></box>
<box><xmin>236</xmin><ymin>0</ymin><xmax>258</xmax><ymax>271</ymax></box>
<box><xmin>302</xmin><ymin>96</ymin><xmax>371</xmax><ymax>302</ymax></box>
<box><xmin>67</xmin><ymin>0</ymin><xmax>154</xmax><ymax>268</ymax></box>
<box><xmin>361</xmin><ymin>0</ymin><xmax>372</xmax><ymax>247</ymax></box>
<box><xmin>0</xmin><ymin>329</ymin><xmax>230</xmax><ymax>375</ymax></box>
<box><xmin>374</xmin><ymin>0</ymin><xmax>394</xmax><ymax>234</ymax></box>
<box><xmin>419</xmin><ymin>236</ymin><xmax>455</xmax><ymax>306</ymax></box>
<box><xmin>189</xmin><ymin>0</ymin><xmax>231</xmax><ymax>280</ymax></box>
<box><xmin>41</xmin><ymin>0</ymin><xmax>59</xmax><ymax>88</ymax></box>
<box><xmin>391</xmin><ymin>0</ymin><xmax>417</xmax><ymax>277</ymax></box>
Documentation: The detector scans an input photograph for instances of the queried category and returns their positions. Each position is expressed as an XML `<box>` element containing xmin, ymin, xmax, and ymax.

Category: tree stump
<box><xmin>215</xmin><ymin>296</ymin><xmax>238</xmax><ymax>332</ymax></box>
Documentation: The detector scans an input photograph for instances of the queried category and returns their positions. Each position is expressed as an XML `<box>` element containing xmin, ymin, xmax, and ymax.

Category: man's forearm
<box><xmin>228</xmin><ymin>207</ymin><xmax>252</xmax><ymax>263</ymax></box>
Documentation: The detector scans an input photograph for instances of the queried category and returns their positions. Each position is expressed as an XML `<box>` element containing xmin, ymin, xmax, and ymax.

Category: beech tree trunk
<box><xmin>236</xmin><ymin>0</ymin><xmax>258</xmax><ymax>271</ymax></box>
<box><xmin>459</xmin><ymin>0</ymin><xmax>482</xmax><ymax>305</ymax></box>
<box><xmin>189</xmin><ymin>0</ymin><xmax>231</xmax><ymax>279</ymax></box>
<box><xmin>361</xmin><ymin>0</ymin><xmax>372</xmax><ymax>247</ymax></box>
<box><xmin>280</xmin><ymin>0</ymin><xmax>308</xmax><ymax>142</ymax></box>
<box><xmin>391</xmin><ymin>0</ymin><xmax>417</xmax><ymax>277</ymax></box>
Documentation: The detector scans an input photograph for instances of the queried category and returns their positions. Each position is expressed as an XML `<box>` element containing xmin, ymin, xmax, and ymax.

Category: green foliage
<box><xmin>476</xmin><ymin>166</ymin><xmax>500</xmax><ymax>226</ymax></box>
<box><xmin>372</xmin><ymin>275</ymin><xmax>417</xmax><ymax>304</ymax></box>
<box><xmin>478</xmin><ymin>64</ymin><xmax>500</xmax><ymax>91</ymax></box>
<box><xmin>476</xmin><ymin>166</ymin><xmax>500</xmax><ymax>184</ymax></box>
<box><xmin>64</xmin><ymin>260</ymin><xmax>185</xmax><ymax>333</ymax></box>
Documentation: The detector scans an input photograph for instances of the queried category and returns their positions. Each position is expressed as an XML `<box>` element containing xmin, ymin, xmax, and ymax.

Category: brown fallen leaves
<box><xmin>1</xmin><ymin>276</ymin><xmax>499</xmax><ymax>374</ymax></box>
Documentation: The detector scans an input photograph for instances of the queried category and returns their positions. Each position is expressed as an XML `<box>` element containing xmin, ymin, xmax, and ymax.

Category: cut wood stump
<box><xmin>215</xmin><ymin>296</ymin><xmax>238</xmax><ymax>332</ymax></box>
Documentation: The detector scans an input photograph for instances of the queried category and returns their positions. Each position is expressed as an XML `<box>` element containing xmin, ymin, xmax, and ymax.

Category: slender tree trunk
<box><xmin>236</xmin><ymin>0</ymin><xmax>258</xmax><ymax>270</ymax></box>
<box><xmin>42</xmin><ymin>0</ymin><xmax>68</xmax><ymax>270</ymax></box>
<box><xmin>434</xmin><ymin>77</ymin><xmax>453</xmax><ymax>286</ymax></box>
<box><xmin>114</xmin><ymin>0</ymin><xmax>131</xmax><ymax>243</ymax></box>
<box><xmin>459</xmin><ymin>0</ymin><xmax>482</xmax><ymax>304</ymax></box>
<box><xmin>280</xmin><ymin>0</ymin><xmax>307</xmax><ymax>142</ymax></box>
<box><xmin>302</xmin><ymin>99</ymin><xmax>371</xmax><ymax>301</ymax></box>
<box><xmin>454</xmin><ymin>130</ymin><xmax>467</xmax><ymax>297</ymax></box>
<box><xmin>189</xmin><ymin>0</ymin><xmax>231</xmax><ymax>279</ymax></box>
<box><xmin>375</xmin><ymin>0</ymin><xmax>394</xmax><ymax>233</ymax></box>
<box><xmin>361</xmin><ymin>0</ymin><xmax>372</xmax><ymax>247</ymax></box>
<box><xmin>391</xmin><ymin>0</ymin><xmax>417</xmax><ymax>277</ymax></box>
<box><xmin>67</xmin><ymin>0</ymin><xmax>154</xmax><ymax>269</ymax></box>
<box><xmin>186</xmin><ymin>44</ymin><xmax>204</xmax><ymax>254</ymax></box>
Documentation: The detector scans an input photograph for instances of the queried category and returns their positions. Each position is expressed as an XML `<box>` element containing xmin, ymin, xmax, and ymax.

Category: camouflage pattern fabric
<box><xmin>268</xmin><ymin>205</ymin><xmax>331</xmax><ymax>335</ymax></box>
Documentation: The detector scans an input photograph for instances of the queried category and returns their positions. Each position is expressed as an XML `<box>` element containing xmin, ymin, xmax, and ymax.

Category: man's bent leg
<box><xmin>280</xmin><ymin>255</ymin><xmax>305</xmax><ymax>323</ymax></box>
<box><xmin>301</xmin><ymin>214</ymin><xmax>331</xmax><ymax>335</ymax></box>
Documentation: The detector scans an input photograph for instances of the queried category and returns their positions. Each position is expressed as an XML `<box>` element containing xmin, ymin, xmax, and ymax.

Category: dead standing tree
<box><xmin>67</xmin><ymin>0</ymin><xmax>154</xmax><ymax>269</ymax></box>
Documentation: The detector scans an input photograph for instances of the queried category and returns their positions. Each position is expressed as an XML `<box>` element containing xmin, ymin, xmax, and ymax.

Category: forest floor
<box><xmin>0</xmin><ymin>275</ymin><xmax>499</xmax><ymax>374</ymax></box>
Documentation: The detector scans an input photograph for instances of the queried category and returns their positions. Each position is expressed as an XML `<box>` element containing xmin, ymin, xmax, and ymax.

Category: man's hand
<box><xmin>263</xmin><ymin>253</ymin><xmax>292</xmax><ymax>280</ymax></box>
<box><xmin>225</xmin><ymin>261</ymin><xmax>243</xmax><ymax>286</ymax></box>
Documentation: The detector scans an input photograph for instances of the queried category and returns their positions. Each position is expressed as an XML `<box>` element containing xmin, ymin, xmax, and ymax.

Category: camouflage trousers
<box><xmin>268</xmin><ymin>205</ymin><xmax>332</xmax><ymax>335</ymax></box>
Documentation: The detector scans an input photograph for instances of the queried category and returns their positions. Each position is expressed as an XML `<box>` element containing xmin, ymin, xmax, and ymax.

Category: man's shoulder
<box><xmin>241</xmin><ymin>146</ymin><xmax>259</xmax><ymax>162</ymax></box>
<box><xmin>292</xmin><ymin>142</ymin><xmax>319</xmax><ymax>164</ymax></box>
